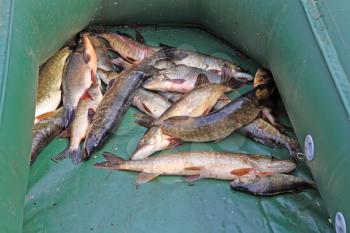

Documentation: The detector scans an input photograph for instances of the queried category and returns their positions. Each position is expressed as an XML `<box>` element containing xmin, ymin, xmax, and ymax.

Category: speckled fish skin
<box><xmin>31</xmin><ymin>108</ymin><xmax>64</xmax><ymax>165</ymax></box>
<box><xmin>35</xmin><ymin>47</ymin><xmax>71</xmax><ymax>118</ymax></box>
<box><xmin>132</xmin><ymin>89</ymin><xmax>171</xmax><ymax>118</ymax></box>
<box><xmin>83</xmin><ymin>49</ymin><xmax>183</xmax><ymax>160</ymax></box>
<box><xmin>155</xmin><ymin>48</ymin><xmax>254</xmax><ymax>82</ymax></box>
<box><xmin>96</xmin><ymin>151</ymin><xmax>296</xmax><ymax>182</ymax></box>
<box><xmin>230</xmin><ymin>174</ymin><xmax>315</xmax><ymax>196</ymax></box>
<box><xmin>143</xmin><ymin>64</ymin><xmax>223</xmax><ymax>93</ymax></box>
<box><xmin>62</xmin><ymin>34</ymin><xmax>97</xmax><ymax>129</ymax></box>
<box><xmin>155</xmin><ymin>84</ymin><xmax>274</xmax><ymax>142</ymax></box>
<box><xmin>87</xmin><ymin>34</ymin><xmax>114</xmax><ymax>72</ymax></box>
<box><xmin>100</xmin><ymin>32</ymin><xmax>155</xmax><ymax>64</ymax></box>
<box><xmin>53</xmin><ymin>80</ymin><xmax>103</xmax><ymax>164</ymax></box>
<box><xmin>239</xmin><ymin>118</ymin><xmax>300</xmax><ymax>157</ymax></box>
<box><xmin>131</xmin><ymin>83</ymin><xmax>233</xmax><ymax>160</ymax></box>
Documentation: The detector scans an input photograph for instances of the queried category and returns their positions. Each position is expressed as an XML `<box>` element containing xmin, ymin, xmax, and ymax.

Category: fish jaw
<box><xmin>131</xmin><ymin>127</ymin><xmax>175</xmax><ymax>160</ymax></box>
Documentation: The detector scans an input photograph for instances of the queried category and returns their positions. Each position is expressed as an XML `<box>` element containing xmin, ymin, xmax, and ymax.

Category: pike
<box><xmin>95</xmin><ymin>151</ymin><xmax>296</xmax><ymax>186</ymax></box>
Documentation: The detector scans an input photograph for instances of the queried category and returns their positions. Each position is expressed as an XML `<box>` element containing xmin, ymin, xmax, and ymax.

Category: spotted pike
<box><xmin>96</xmin><ymin>151</ymin><xmax>296</xmax><ymax>186</ymax></box>
<box><xmin>31</xmin><ymin>108</ymin><xmax>64</xmax><ymax>165</ymax></box>
<box><xmin>53</xmin><ymin>80</ymin><xmax>103</xmax><ymax>164</ymax></box>
<box><xmin>99</xmin><ymin>32</ymin><xmax>155</xmax><ymax>64</ymax></box>
<box><xmin>62</xmin><ymin>34</ymin><xmax>97</xmax><ymax>129</ymax></box>
<box><xmin>83</xmin><ymin>48</ymin><xmax>187</xmax><ymax>160</ymax></box>
<box><xmin>145</xmin><ymin>83</ymin><xmax>274</xmax><ymax>142</ymax></box>
<box><xmin>35</xmin><ymin>47</ymin><xmax>71</xmax><ymax>118</ymax></box>
<box><xmin>230</xmin><ymin>174</ymin><xmax>315</xmax><ymax>196</ymax></box>
<box><xmin>131</xmin><ymin>83</ymin><xmax>233</xmax><ymax>160</ymax></box>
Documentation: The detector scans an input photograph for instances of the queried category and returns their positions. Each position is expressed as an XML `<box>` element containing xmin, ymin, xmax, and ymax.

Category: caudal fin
<box><xmin>52</xmin><ymin>147</ymin><xmax>70</xmax><ymax>161</ymax></box>
<box><xmin>134</xmin><ymin>113</ymin><xmax>156</xmax><ymax>128</ymax></box>
<box><xmin>62</xmin><ymin>107</ymin><xmax>75</xmax><ymax>129</ymax></box>
<box><xmin>94</xmin><ymin>152</ymin><xmax>125</xmax><ymax>168</ymax></box>
<box><xmin>51</xmin><ymin>147</ymin><xmax>82</xmax><ymax>165</ymax></box>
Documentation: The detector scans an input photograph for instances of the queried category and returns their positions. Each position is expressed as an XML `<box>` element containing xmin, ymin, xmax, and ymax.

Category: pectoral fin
<box><xmin>135</xmin><ymin>172</ymin><xmax>160</xmax><ymax>186</ymax></box>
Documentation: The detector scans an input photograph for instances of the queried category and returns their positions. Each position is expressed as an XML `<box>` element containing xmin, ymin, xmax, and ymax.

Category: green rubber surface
<box><xmin>24</xmin><ymin>27</ymin><xmax>333</xmax><ymax>233</ymax></box>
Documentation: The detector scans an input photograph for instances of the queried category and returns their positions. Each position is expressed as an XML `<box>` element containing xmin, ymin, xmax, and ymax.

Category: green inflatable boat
<box><xmin>1</xmin><ymin>0</ymin><xmax>349</xmax><ymax>232</ymax></box>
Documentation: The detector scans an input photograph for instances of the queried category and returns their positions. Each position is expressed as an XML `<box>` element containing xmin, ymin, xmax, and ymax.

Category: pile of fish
<box><xmin>31</xmin><ymin>29</ymin><xmax>314</xmax><ymax>196</ymax></box>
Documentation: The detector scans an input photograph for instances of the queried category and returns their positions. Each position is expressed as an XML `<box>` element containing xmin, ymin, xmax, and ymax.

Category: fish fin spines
<box><xmin>134</xmin><ymin>113</ymin><xmax>155</xmax><ymax>128</ymax></box>
<box><xmin>52</xmin><ymin>147</ymin><xmax>70</xmax><ymax>161</ymax></box>
<box><xmin>94</xmin><ymin>152</ymin><xmax>125</xmax><ymax>168</ymax></box>
<box><xmin>70</xmin><ymin>147</ymin><xmax>82</xmax><ymax>165</ymax></box>
<box><xmin>194</xmin><ymin>73</ymin><xmax>210</xmax><ymax>87</ymax></box>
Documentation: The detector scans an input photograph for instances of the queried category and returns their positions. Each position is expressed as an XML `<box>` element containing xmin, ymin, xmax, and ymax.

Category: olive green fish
<box><xmin>35</xmin><ymin>47</ymin><xmax>71</xmax><ymax>118</ymax></box>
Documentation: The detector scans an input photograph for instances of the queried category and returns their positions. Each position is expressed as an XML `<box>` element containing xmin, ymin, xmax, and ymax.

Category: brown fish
<box><xmin>83</xmin><ymin>48</ymin><xmax>187</xmax><ymax>160</ymax></box>
<box><xmin>31</xmin><ymin>108</ymin><xmax>64</xmax><ymax>165</ymax></box>
<box><xmin>96</xmin><ymin>151</ymin><xmax>296</xmax><ymax>186</ymax></box>
<box><xmin>230</xmin><ymin>174</ymin><xmax>315</xmax><ymax>196</ymax></box>
<box><xmin>35</xmin><ymin>47</ymin><xmax>71</xmax><ymax>118</ymax></box>
<box><xmin>132</xmin><ymin>89</ymin><xmax>171</xmax><ymax>118</ymax></box>
<box><xmin>53</xmin><ymin>80</ymin><xmax>103</xmax><ymax>164</ymax></box>
<box><xmin>145</xmin><ymin>84</ymin><xmax>274</xmax><ymax>142</ymax></box>
<box><xmin>100</xmin><ymin>32</ymin><xmax>155</xmax><ymax>64</ymax></box>
<box><xmin>62</xmin><ymin>34</ymin><xmax>97</xmax><ymax>128</ymax></box>
<box><xmin>131</xmin><ymin>83</ymin><xmax>233</xmax><ymax>160</ymax></box>
<box><xmin>239</xmin><ymin>118</ymin><xmax>300</xmax><ymax>157</ymax></box>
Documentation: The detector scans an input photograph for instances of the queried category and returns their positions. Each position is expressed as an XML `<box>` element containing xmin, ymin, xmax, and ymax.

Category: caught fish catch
<box><xmin>95</xmin><ymin>151</ymin><xmax>296</xmax><ymax>186</ymax></box>
<box><xmin>53</xmin><ymin>80</ymin><xmax>103</xmax><ymax>164</ymax></box>
<box><xmin>131</xmin><ymin>82</ymin><xmax>233</xmax><ymax>160</ymax></box>
<box><xmin>83</xmin><ymin>48</ymin><xmax>188</xmax><ymax>160</ymax></box>
<box><xmin>31</xmin><ymin>108</ymin><xmax>64</xmax><ymax>165</ymax></box>
<box><xmin>61</xmin><ymin>34</ymin><xmax>98</xmax><ymax>129</ymax></box>
<box><xmin>35</xmin><ymin>47</ymin><xmax>71</xmax><ymax>118</ymax></box>
<box><xmin>144</xmin><ymin>83</ymin><xmax>274</xmax><ymax>142</ymax></box>
<box><xmin>230</xmin><ymin>174</ymin><xmax>315</xmax><ymax>196</ymax></box>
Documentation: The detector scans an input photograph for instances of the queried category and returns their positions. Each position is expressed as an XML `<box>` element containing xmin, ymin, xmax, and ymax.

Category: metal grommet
<box><xmin>304</xmin><ymin>134</ymin><xmax>315</xmax><ymax>161</ymax></box>
<box><xmin>335</xmin><ymin>212</ymin><xmax>347</xmax><ymax>233</ymax></box>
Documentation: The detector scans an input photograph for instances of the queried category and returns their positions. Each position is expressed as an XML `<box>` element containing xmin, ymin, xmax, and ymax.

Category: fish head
<box><xmin>248</xmin><ymin>155</ymin><xmax>296</xmax><ymax>174</ymax></box>
<box><xmin>253</xmin><ymin>68</ymin><xmax>273</xmax><ymax>88</ymax></box>
<box><xmin>230</xmin><ymin>174</ymin><xmax>261</xmax><ymax>191</ymax></box>
<box><xmin>131</xmin><ymin>127</ymin><xmax>172</xmax><ymax>160</ymax></box>
<box><xmin>143</xmin><ymin>73</ymin><xmax>175</xmax><ymax>92</ymax></box>
<box><xmin>153</xmin><ymin>59</ymin><xmax>176</xmax><ymax>69</ymax></box>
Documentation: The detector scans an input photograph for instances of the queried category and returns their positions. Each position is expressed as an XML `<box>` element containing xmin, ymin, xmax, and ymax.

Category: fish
<box><xmin>131</xmin><ymin>82</ymin><xmax>234</xmax><ymax>160</ymax></box>
<box><xmin>52</xmin><ymin>80</ymin><xmax>103</xmax><ymax>164</ymax></box>
<box><xmin>95</xmin><ymin>151</ymin><xmax>296</xmax><ymax>186</ymax></box>
<box><xmin>143</xmin><ymin>83</ymin><xmax>274</xmax><ymax>142</ymax></box>
<box><xmin>96</xmin><ymin>69</ymin><xmax>121</xmax><ymax>85</ymax></box>
<box><xmin>99</xmin><ymin>32</ymin><xmax>155</xmax><ymax>64</ymax></box>
<box><xmin>83</xmin><ymin>48</ymin><xmax>188</xmax><ymax>160</ymax></box>
<box><xmin>230</xmin><ymin>174</ymin><xmax>315</xmax><ymax>196</ymax></box>
<box><xmin>131</xmin><ymin>89</ymin><xmax>171</xmax><ymax>118</ymax></box>
<box><xmin>87</xmin><ymin>34</ymin><xmax>114</xmax><ymax>72</ymax></box>
<box><xmin>31</xmin><ymin>108</ymin><xmax>64</xmax><ymax>165</ymax></box>
<box><xmin>61</xmin><ymin>33</ymin><xmax>98</xmax><ymax>129</ymax></box>
<box><xmin>35</xmin><ymin>47</ymin><xmax>71</xmax><ymax>118</ymax></box>
<box><xmin>239</xmin><ymin>118</ymin><xmax>300</xmax><ymax>157</ymax></box>
<box><xmin>143</xmin><ymin>63</ymin><xmax>244</xmax><ymax>93</ymax></box>
<box><xmin>153</xmin><ymin>59</ymin><xmax>176</xmax><ymax>69</ymax></box>
<box><xmin>157</xmin><ymin>46</ymin><xmax>254</xmax><ymax>82</ymax></box>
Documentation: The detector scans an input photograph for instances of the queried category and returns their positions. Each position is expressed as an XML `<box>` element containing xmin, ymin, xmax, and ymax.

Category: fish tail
<box><xmin>220</xmin><ymin>64</ymin><xmax>246</xmax><ymax>89</ymax></box>
<box><xmin>94</xmin><ymin>152</ymin><xmax>125</xmax><ymax>168</ymax></box>
<box><xmin>134</xmin><ymin>113</ymin><xmax>156</xmax><ymax>128</ymax></box>
<box><xmin>51</xmin><ymin>147</ymin><xmax>70</xmax><ymax>161</ymax></box>
<box><xmin>69</xmin><ymin>147</ymin><xmax>82</xmax><ymax>165</ymax></box>
<box><xmin>62</xmin><ymin>107</ymin><xmax>75</xmax><ymax>129</ymax></box>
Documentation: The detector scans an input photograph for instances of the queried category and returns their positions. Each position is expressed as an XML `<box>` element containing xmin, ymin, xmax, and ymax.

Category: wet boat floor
<box><xmin>24</xmin><ymin>26</ymin><xmax>333</xmax><ymax>233</ymax></box>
